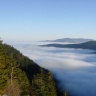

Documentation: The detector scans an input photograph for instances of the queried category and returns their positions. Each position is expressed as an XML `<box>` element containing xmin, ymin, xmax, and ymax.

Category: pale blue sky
<box><xmin>0</xmin><ymin>0</ymin><xmax>96</xmax><ymax>41</ymax></box>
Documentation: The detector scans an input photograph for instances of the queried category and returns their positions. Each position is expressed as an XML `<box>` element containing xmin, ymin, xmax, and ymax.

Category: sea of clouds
<box><xmin>6</xmin><ymin>41</ymin><xmax>96</xmax><ymax>96</ymax></box>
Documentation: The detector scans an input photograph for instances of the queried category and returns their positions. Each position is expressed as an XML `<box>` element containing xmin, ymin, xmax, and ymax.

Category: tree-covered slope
<box><xmin>3</xmin><ymin>43</ymin><xmax>41</xmax><ymax>83</ymax></box>
<box><xmin>0</xmin><ymin>40</ymin><xmax>30</xmax><ymax>95</ymax></box>
<box><xmin>0</xmin><ymin>40</ymin><xmax>61</xmax><ymax>96</ymax></box>
<box><xmin>42</xmin><ymin>41</ymin><xmax>96</xmax><ymax>50</ymax></box>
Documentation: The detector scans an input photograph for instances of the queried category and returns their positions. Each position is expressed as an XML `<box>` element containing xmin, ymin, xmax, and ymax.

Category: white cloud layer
<box><xmin>8</xmin><ymin>41</ymin><xmax>96</xmax><ymax>96</ymax></box>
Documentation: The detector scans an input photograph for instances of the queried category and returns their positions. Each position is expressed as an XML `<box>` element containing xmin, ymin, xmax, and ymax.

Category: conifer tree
<box><xmin>0</xmin><ymin>39</ymin><xmax>7</xmax><ymax>94</ymax></box>
<box><xmin>63</xmin><ymin>91</ymin><xmax>68</xmax><ymax>96</ymax></box>
<box><xmin>31</xmin><ymin>69</ymin><xmax>57</xmax><ymax>96</ymax></box>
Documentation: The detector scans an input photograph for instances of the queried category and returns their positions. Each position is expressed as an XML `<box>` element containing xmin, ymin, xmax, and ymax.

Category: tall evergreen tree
<box><xmin>31</xmin><ymin>69</ymin><xmax>57</xmax><ymax>96</ymax></box>
<box><xmin>0</xmin><ymin>39</ymin><xmax>7</xmax><ymax>94</ymax></box>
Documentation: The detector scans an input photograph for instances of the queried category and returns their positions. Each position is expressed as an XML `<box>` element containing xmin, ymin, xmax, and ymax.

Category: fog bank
<box><xmin>8</xmin><ymin>41</ymin><xmax>96</xmax><ymax>96</ymax></box>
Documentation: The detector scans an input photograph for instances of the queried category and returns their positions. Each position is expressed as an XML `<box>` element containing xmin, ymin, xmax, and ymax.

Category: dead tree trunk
<box><xmin>11</xmin><ymin>63</ymin><xmax>13</xmax><ymax>85</ymax></box>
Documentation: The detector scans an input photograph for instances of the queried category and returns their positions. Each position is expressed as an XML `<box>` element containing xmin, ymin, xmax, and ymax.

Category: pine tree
<box><xmin>63</xmin><ymin>91</ymin><xmax>68</xmax><ymax>96</ymax></box>
<box><xmin>0</xmin><ymin>39</ymin><xmax>7</xmax><ymax>94</ymax></box>
<box><xmin>5</xmin><ymin>56</ymin><xmax>30</xmax><ymax>96</ymax></box>
<box><xmin>31</xmin><ymin>69</ymin><xmax>57</xmax><ymax>96</ymax></box>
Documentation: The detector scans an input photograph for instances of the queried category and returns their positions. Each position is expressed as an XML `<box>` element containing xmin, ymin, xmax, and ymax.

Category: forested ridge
<box><xmin>42</xmin><ymin>41</ymin><xmax>96</xmax><ymax>50</ymax></box>
<box><xmin>0</xmin><ymin>39</ymin><xmax>68</xmax><ymax>96</ymax></box>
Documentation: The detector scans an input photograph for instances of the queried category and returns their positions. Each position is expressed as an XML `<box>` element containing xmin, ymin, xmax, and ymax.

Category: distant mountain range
<box><xmin>41</xmin><ymin>41</ymin><xmax>96</xmax><ymax>50</ymax></box>
<box><xmin>40</xmin><ymin>38</ymin><xmax>93</xmax><ymax>43</ymax></box>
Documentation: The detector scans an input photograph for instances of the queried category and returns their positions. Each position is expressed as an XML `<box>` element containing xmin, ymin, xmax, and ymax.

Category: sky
<box><xmin>0</xmin><ymin>0</ymin><xmax>96</xmax><ymax>41</ymax></box>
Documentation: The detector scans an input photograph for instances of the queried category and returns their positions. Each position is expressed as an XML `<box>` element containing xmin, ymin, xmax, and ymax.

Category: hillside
<box><xmin>41</xmin><ymin>41</ymin><xmax>96</xmax><ymax>50</ymax></box>
<box><xmin>40</xmin><ymin>38</ymin><xmax>93</xmax><ymax>43</ymax></box>
<box><xmin>0</xmin><ymin>39</ymin><xmax>66</xmax><ymax>96</ymax></box>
